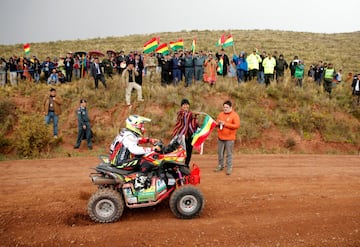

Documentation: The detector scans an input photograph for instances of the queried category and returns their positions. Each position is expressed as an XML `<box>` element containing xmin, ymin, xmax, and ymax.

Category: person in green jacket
<box><xmin>323</xmin><ymin>63</ymin><xmax>336</xmax><ymax>95</ymax></box>
<box><xmin>294</xmin><ymin>60</ymin><xmax>305</xmax><ymax>87</ymax></box>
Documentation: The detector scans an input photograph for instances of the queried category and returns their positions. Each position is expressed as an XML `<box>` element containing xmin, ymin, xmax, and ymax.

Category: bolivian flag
<box><xmin>191</xmin><ymin>114</ymin><xmax>217</xmax><ymax>148</ymax></box>
<box><xmin>155</xmin><ymin>43</ymin><xmax>169</xmax><ymax>55</ymax></box>
<box><xmin>143</xmin><ymin>37</ymin><xmax>159</xmax><ymax>54</ymax></box>
<box><xmin>217</xmin><ymin>58</ymin><xmax>223</xmax><ymax>75</ymax></box>
<box><xmin>169</xmin><ymin>39</ymin><xmax>184</xmax><ymax>51</ymax></box>
<box><xmin>23</xmin><ymin>43</ymin><xmax>30</xmax><ymax>55</ymax></box>
<box><xmin>215</xmin><ymin>34</ymin><xmax>225</xmax><ymax>46</ymax></box>
<box><xmin>222</xmin><ymin>34</ymin><xmax>234</xmax><ymax>48</ymax></box>
<box><xmin>191</xmin><ymin>38</ymin><xmax>196</xmax><ymax>53</ymax></box>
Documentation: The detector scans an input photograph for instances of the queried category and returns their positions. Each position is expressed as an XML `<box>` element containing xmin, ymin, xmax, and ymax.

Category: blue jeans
<box><xmin>45</xmin><ymin>112</ymin><xmax>59</xmax><ymax>136</ymax></box>
<box><xmin>257</xmin><ymin>71</ymin><xmax>265</xmax><ymax>84</ymax></box>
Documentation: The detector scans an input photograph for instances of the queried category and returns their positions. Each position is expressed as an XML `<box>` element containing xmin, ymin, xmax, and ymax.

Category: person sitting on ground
<box><xmin>47</xmin><ymin>68</ymin><xmax>59</xmax><ymax>85</ymax></box>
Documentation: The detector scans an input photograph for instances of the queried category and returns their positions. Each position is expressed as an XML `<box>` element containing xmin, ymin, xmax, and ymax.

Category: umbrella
<box><xmin>74</xmin><ymin>51</ymin><xmax>87</xmax><ymax>57</ymax></box>
<box><xmin>88</xmin><ymin>50</ymin><xmax>105</xmax><ymax>57</ymax></box>
<box><xmin>106</xmin><ymin>50</ymin><xmax>116</xmax><ymax>55</ymax></box>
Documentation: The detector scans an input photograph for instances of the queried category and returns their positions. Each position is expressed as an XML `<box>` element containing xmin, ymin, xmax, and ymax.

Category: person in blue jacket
<box><xmin>233</xmin><ymin>52</ymin><xmax>248</xmax><ymax>84</ymax></box>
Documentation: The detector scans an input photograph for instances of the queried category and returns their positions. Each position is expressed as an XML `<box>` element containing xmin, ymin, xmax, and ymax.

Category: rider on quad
<box><xmin>109</xmin><ymin>115</ymin><xmax>161</xmax><ymax>174</ymax></box>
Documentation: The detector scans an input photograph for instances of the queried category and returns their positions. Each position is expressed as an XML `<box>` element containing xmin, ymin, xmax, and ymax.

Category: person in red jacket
<box><xmin>215</xmin><ymin>100</ymin><xmax>240</xmax><ymax>175</ymax></box>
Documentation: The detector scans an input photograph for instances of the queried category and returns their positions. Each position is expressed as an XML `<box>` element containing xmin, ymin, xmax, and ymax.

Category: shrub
<box><xmin>14</xmin><ymin>114</ymin><xmax>52</xmax><ymax>158</ymax></box>
<box><xmin>0</xmin><ymin>99</ymin><xmax>17</xmax><ymax>133</ymax></box>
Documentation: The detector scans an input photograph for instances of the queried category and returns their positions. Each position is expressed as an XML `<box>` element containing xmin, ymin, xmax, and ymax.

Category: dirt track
<box><xmin>0</xmin><ymin>154</ymin><xmax>359</xmax><ymax>247</ymax></box>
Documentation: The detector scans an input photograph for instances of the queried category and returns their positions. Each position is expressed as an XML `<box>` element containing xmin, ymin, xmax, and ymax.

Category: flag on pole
<box><xmin>143</xmin><ymin>37</ymin><xmax>159</xmax><ymax>54</ymax></box>
<box><xmin>155</xmin><ymin>43</ymin><xmax>169</xmax><ymax>55</ymax></box>
<box><xmin>215</xmin><ymin>34</ymin><xmax>226</xmax><ymax>46</ymax></box>
<box><xmin>169</xmin><ymin>39</ymin><xmax>184</xmax><ymax>51</ymax></box>
<box><xmin>23</xmin><ymin>43</ymin><xmax>30</xmax><ymax>55</ymax></box>
<box><xmin>191</xmin><ymin>38</ymin><xmax>196</xmax><ymax>53</ymax></box>
<box><xmin>191</xmin><ymin>114</ymin><xmax>217</xmax><ymax>148</ymax></box>
<box><xmin>222</xmin><ymin>34</ymin><xmax>234</xmax><ymax>48</ymax></box>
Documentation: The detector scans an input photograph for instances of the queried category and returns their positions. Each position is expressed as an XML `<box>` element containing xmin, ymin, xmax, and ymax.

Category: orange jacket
<box><xmin>216</xmin><ymin>110</ymin><xmax>240</xmax><ymax>140</ymax></box>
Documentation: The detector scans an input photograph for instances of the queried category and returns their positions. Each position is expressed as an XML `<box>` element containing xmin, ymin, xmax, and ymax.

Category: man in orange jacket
<box><xmin>215</xmin><ymin>100</ymin><xmax>240</xmax><ymax>175</ymax></box>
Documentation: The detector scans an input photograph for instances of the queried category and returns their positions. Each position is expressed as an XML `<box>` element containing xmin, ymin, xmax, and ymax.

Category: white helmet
<box><xmin>125</xmin><ymin>115</ymin><xmax>151</xmax><ymax>136</ymax></box>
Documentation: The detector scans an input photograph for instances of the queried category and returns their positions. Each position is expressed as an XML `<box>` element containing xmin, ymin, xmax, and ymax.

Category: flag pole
<box><xmin>231</xmin><ymin>32</ymin><xmax>236</xmax><ymax>55</ymax></box>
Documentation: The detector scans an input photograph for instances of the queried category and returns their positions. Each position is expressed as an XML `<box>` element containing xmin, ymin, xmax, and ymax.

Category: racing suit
<box><xmin>109</xmin><ymin>128</ymin><xmax>157</xmax><ymax>172</ymax></box>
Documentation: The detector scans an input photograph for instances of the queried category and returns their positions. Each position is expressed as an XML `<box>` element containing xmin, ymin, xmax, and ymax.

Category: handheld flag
<box><xmin>191</xmin><ymin>38</ymin><xmax>196</xmax><ymax>54</ymax></box>
<box><xmin>155</xmin><ymin>43</ymin><xmax>169</xmax><ymax>55</ymax></box>
<box><xmin>191</xmin><ymin>114</ymin><xmax>217</xmax><ymax>147</ymax></box>
<box><xmin>169</xmin><ymin>39</ymin><xmax>184</xmax><ymax>51</ymax></box>
<box><xmin>222</xmin><ymin>34</ymin><xmax>234</xmax><ymax>48</ymax></box>
<box><xmin>143</xmin><ymin>37</ymin><xmax>159</xmax><ymax>54</ymax></box>
<box><xmin>215</xmin><ymin>34</ymin><xmax>226</xmax><ymax>47</ymax></box>
<box><xmin>217</xmin><ymin>58</ymin><xmax>224</xmax><ymax>75</ymax></box>
<box><xmin>23</xmin><ymin>43</ymin><xmax>30</xmax><ymax>55</ymax></box>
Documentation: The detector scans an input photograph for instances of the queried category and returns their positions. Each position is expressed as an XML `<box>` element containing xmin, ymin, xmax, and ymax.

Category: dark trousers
<box><xmin>185</xmin><ymin>136</ymin><xmax>193</xmax><ymax>167</ymax></box>
<box><xmin>94</xmin><ymin>74</ymin><xmax>107</xmax><ymax>89</ymax></box>
<box><xmin>65</xmin><ymin>67</ymin><xmax>73</xmax><ymax>82</ymax></box>
<box><xmin>75</xmin><ymin>126</ymin><xmax>92</xmax><ymax>148</ymax></box>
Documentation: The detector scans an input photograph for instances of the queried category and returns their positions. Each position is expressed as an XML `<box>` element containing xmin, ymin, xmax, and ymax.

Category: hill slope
<box><xmin>0</xmin><ymin>30</ymin><xmax>360</xmax><ymax>158</ymax></box>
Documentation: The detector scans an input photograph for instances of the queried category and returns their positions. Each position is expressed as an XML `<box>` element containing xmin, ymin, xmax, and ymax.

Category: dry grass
<box><xmin>1</xmin><ymin>29</ymin><xmax>360</xmax><ymax>157</ymax></box>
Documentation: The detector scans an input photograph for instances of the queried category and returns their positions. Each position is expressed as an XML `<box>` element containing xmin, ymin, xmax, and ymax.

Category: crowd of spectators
<box><xmin>0</xmin><ymin>48</ymin><xmax>358</xmax><ymax>99</ymax></box>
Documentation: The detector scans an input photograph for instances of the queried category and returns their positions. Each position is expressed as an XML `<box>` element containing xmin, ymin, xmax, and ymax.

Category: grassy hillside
<box><xmin>0</xmin><ymin>30</ymin><xmax>360</xmax><ymax>159</ymax></box>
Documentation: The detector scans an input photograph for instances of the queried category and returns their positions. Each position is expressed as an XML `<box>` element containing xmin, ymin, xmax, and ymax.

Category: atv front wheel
<box><xmin>169</xmin><ymin>185</ymin><xmax>205</xmax><ymax>219</ymax></box>
<box><xmin>87</xmin><ymin>188</ymin><xmax>124</xmax><ymax>223</ymax></box>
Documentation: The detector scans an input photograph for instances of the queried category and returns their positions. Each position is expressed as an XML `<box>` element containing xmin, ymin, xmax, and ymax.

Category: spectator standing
<box><xmin>216</xmin><ymin>48</ymin><xmax>230</xmax><ymax>77</ymax></box>
<box><xmin>32</xmin><ymin>57</ymin><xmax>41</xmax><ymax>83</ymax></box>
<box><xmin>102</xmin><ymin>56</ymin><xmax>113</xmax><ymax>79</ymax></box>
<box><xmin>351</xmin><ymin>73</ymin><xmax>360</xmax><ymax>104</ymax></box>
<box><xmin>90</xmin><ymin>57</ymin><xmax>107</xmax><ymax>90</ymax></box>
<box><xmin>134</xmin><ymin>53</ymin><xmax>144</xmax><ymax>86</ymax></box>
<box><xmin>214</xmin><ymin>100</ymin><xmax>240</xmax><ymax>175</ymax></box>
<box><xmin>117</xmin><ymin>50</ymin><xmax>127</xmax><ymax>75</ymax></box>
<box><xmin>233</xmin><ymin>51</ymin><xmax>248</xmax><ymax>84</ymax></box>
<box><xmin>171</xmin><ymin>52</ymin><xmax>182</xmax><ymax>86</ymax></box>
<box><xmin>203</xmin><ymin>53</ymin><xmax>217</xmax><ymax>86</ymax></box>
<box><xmin>43</xmin><ymin>88</ymin><xmax>63</xmax><ymax>138</ymax></box>
<box><xmin>144</xmin><ymin>52</ymin><xmax>157</xmax><ymax>83</ymax></box>
<box><xmin>42</xmin><ymin>57</ymin><xmax>54</xmax><ymax>82</ymax></box>
<box><xmin>74</xmin><ymin>99</ymin><xmax>92</xmax><ymax>150</ymax></box>
<box><xmin>334</xmin><ymin>69</ymin><xmax>342</xmax><ymax>83</ymax></box>
<box><xmin>289</xmin><ymin>56</ymin><xmax>299</xmax><ymax>79</ymax></box>
<box><xmin>193</xmin><ymin>51</ymin><xmax>205</xmax><ymax>83</ymax></box>
<box><xmin>7</xmin><ymin>57</ymin><xmax>18</xmax><ymax>86</ymax></box>
<box><xmin>323</xmin><ymin>63</ymin><xmax>336</xmax><ymax>95</ymax></box>
<box><xmin>275</xmin><ymin>54</ymin><xmax>288</xmax><ymax>83</ymax></box>
<box><xmin>246</xmin><ymin>49</ymin><xmax>262</xmax><ymax>81</ymax></box>
<box><xmin>0</xmin><ymin>58</ymin><xmax>7</xmax><ymax>87</ymax></box>
<box><xmin>294</xmin><ymin>60</ymin><xmax>305</xmax><ymax>87</ymax></box>
<box><xmin>262</xmin><ymin>53</ymin><xmax>276</xmax><ymax>87</ymax></box>
<box><xmin>183</xmin><ymin>51</ymin><xmax>194</xmax><ymax>87</ymax></box>
<box><xmin>160</xmin><ymin>54</ymin><xmax>172</xmax><ymax>86</ymax></box>
<box><xmin>64</xmin><ymin>53</ymin><xmax>74</xmax><ymax>82</ymax></box>
<box><xmin>122</xmin><ymin>62</ymin><xmax>144</xmax><ymax>106</ymax></box>
<box><xmin>172</xmin><ymin>99</ymin><xmax>199</xmax><ymax>167</ymax></box>
<box><xmin>257</xmin><ymin>51</ymin><xmax>266</xmax><ymax>83</ymax></box>
<box><xmin>313</xmin><ymin>61</ymin><xmax>324</xmax><ymax>85</ymax></box>
<box><xmin>73</xmin><ymin>56</ymin><xmax>81</xmax><ymax>80</ymax></box>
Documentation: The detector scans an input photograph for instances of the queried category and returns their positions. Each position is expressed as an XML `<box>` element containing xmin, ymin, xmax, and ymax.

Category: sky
<box><xmin>1</xmin><ymin>0</ymin><xmax>359</xmax><ymax>45</ymax></box>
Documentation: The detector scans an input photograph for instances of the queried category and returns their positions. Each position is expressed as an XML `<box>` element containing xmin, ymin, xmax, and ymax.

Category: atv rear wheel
<box><xmin>169</xmin><ymin>185</ymin><xmax>205</xmax><ymax>219</ymax></box>
<box><xmin>87</xmin><ymin>188</ymin><xmax>124</xmax><ymax>223</ymax></box>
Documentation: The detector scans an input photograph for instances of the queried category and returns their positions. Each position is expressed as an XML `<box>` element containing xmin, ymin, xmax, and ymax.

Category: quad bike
<box><xmin>87</xmin><ymin>135</ymin><xmax>205</xmax><ymax>223</ymax></box>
